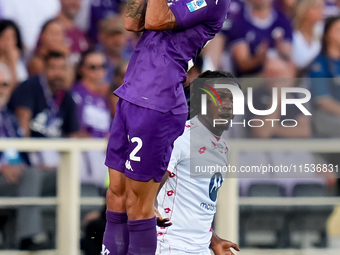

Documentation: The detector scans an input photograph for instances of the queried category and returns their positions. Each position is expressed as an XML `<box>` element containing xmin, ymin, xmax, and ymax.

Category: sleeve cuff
<box><xmin>169</xmin><ymin>4</ymin><xmax>183</xmax><ymax>29</ymax></box>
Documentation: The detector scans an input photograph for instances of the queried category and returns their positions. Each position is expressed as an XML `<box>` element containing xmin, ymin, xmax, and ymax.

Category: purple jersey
<box><xmin>227</xmin><ymin>6</ymin><xmax>292</xmax><ymax>76</ymax></box>
<box><xmin>72</xmin><ymin>82</ymin><xmax>111</xmax><ymax>138</ymax></box>
<box><xmin>114</xmin><ymin>0</ymin><xmax>230</xmax><ymax>114</ymax></box>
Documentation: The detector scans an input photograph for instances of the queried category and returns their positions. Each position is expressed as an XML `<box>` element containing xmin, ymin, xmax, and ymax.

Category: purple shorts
<box><xmin>105</xmin><ymin>99</ymin><xmax>187</xmax><ymax>182</ymax></box>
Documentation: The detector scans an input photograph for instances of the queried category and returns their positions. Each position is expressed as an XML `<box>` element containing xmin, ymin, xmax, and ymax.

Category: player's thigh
<box><xmin>124</xmin><ymin>104</ymin><xmax>187</xmax><ymax>182</ymax></box>
<box><xmin>125</xmin><ymin>176</ymin><xmax>160</xmax><ymax>220</ymax></box>
<box><xmin>105</xmin><ymin>98</ymin><xmax>129</xmax><ymax>175</ymax></box>
<box><xmin>105</xmin><ymin>99</ymin><xmax>130</xmax><ymax>211</ymax></box>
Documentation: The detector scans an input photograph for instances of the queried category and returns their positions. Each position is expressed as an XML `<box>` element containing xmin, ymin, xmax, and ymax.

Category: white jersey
<box><xmin>156</xmin><ymin>116</ymin><xmax>229</xmax><ymax>254</ymax></box>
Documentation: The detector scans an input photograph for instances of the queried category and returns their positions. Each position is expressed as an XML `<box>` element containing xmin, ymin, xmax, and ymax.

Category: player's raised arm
<box><xmin>145</xmin><ymin>0</ymin><xmax>177</xmax><ymax>30</ymax></box>
<box><xmin>125</xmin><ymin>0</ymin><xmax>147</xmax><ymax>32</ymax></box>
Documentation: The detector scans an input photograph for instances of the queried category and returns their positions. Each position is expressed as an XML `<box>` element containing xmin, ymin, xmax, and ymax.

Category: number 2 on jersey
<box><xmin>129</xmin><ymin>137</ymin><xmax>143</xmax><ymax>162</ymax></box>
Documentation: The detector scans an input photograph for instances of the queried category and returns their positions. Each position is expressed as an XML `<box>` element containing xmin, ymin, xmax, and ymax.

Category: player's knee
<box><xmin>125</xmin><ymin>193</ymin><xmax>154</xmax><ymax>220</ymax></box>
<box><xmin>106</xmin><ymin>185</ymin><xmax>126</xmax><ymax>211</ymax></box>
<box><xmin>107</xmin><ymin>184</ymin><xmax>125</xmax><ymax>200</ymax></box>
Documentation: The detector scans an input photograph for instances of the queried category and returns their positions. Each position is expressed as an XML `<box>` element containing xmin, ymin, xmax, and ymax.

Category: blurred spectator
<box><xmin>73</xmin><ymin>50</ymin><xmax>110</xmax><ymax>138</ymax></box>
<box><xmin>292</xmin><ymin>0</ymin><xmax>324</xmax><ymax>76</ymax></box>
<box><xmin>0</xmin><ymin>0</ymin><xmax>61</xmax><ymax>56</ymax></box>
<box><xmin>228</xmin><ymin>0</ymin><xmax>246</xmax><ymax>21</ymax></box>
<box><xmin>97</xmin><ymin>17</ymin><xmax>125</xmax><ymax>83</ymax></box>
<box><xmin>227</xmin><ymin>0</ymin><xmax>293</xmax><ymax>77</ymax></box>
<box><xmin>239</xmin><ymin>56</ymin><xmax>330</xmax><ymax>198</ymax></box>
<box><xmin>248</xmin><ymin>56</ymin><xmax>311</xmax><ymax>139</ymax></box>
<box><xmin>72</xmin><ymin>50</ymin><xmax>111</xmax><ymax>187</ymax></box>
<box><xmin>208</xmin><ymin>0</ymin><xmax>246</xmax><ymax>70</ymax></box>
<box><xmin>8</xmin><ymin>53</ymin><xmax>80</xmax><ymax>245</ymax></box>
<box><xmin>0</xmin><ymin>63</ymin><xmax>48</xmax><ymax>250</ymax></box>
<box><xmin>309</xmin><ymin>16</ymin><xmax>340</xmax><ymax>137</ymax></box>
<box><xmin>10</xmin><ymin>51</ymin><xmax>79</xmax><ymax>140</ymax></box>
<box><xmin>324</xmin><ymin>0</ymin><xmax>340</xmax><ymax>18</ymax></box>
<box><xmin>108</xmin><ymin>61</ymin><xmax>128</xmax><ymax>118</ymax></box>
<box><xmin>75</xmin><ymin>0</ymin><xmax>125</xmax><ymax>44</ymax></box>
<box><xmin>307</xmin><ymin>16</ymin><xmax>340</xmax><ymax>193</ymax></box>
<box><xmin>0</xmin><ymin>20</ymin><xmax>28</xmax><ymax>84</ymax></box>
<box><xmin>56</xmin><ymin>0</ymin><xmax>89</xmax><ymax>65</ymax></box>
<box><xmin>0</xmin><ymin>63</ymin><xmax>23</xmax><ymax>193</ymax></box>
<box><xmin>275</xmin><ymin>0</ymin><xmax>297</xmax><ymax>20</ymax></box>
<box><xmin>27</xmin><ymin>19</ymin><xmax>70</xmax><ymax>77</ymax></box>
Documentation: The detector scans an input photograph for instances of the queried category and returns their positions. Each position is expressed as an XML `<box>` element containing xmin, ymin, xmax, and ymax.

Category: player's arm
<box><xmin>145</xmin><ymin>0</ymin><xmax>177</xmax><ymax>30</ymax></box>
<box><xmin>155</xmin><ymin>171</ymin><xmax>172</xmax><ymax>227</ymax></box>
<box><xmin>210</xmin><ymin>231</ymin><xmax>240</xmax><ymax>255</ymax></box>
<box><xmin>154</xmin><ymin>133</ymin><xmax>184</xmax><ymax>227</ymax></box>
<box><xmin>125</xmin><ymin>0</ymin><xmax>147</xmax><ymax>32</ymax></box>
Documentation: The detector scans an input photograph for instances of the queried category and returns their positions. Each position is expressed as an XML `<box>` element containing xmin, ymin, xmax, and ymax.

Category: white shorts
<box><xmin>156</xmin><ymin>241</ymin><xmax>211</xmax><ymax>255</ymax></box>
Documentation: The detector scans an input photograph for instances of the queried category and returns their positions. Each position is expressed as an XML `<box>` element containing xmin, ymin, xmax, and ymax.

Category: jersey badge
<box><xmin>186</xmin><ymin>0</ymin><xmax>207</xmax><ymax>12</ymax></box>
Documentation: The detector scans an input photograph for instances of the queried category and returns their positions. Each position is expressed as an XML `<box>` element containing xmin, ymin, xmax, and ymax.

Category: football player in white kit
<box><xmin>155</xmin><ymin>71</ymin><xmax>240</xmax><ymax>255</ymax></box>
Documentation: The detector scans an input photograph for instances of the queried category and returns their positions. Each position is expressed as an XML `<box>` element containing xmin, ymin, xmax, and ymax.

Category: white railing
<box><xmin>0</xmin><ymin>139</ymin><xmax>107</xmax><ymax>255</ymax></box>
<box><xmin>214</xmin><ymin>139</ymin><xmax>340</xmax><ymax>244</ymax></box>
<box><xmin>0</xmin><ymin>138</ymin><xmax>340</xmax><ymax>254</ymax></box>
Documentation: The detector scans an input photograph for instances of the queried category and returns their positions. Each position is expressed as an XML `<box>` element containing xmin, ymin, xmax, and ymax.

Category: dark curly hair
<box><xmin>189</xmin><ymin>70</ymin><xmax>240</xmax><ymax>117</ymax></box>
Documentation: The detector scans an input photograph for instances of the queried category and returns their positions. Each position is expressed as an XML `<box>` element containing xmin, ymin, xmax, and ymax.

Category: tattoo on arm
<box><xmin>125</xmin><ymin>0</ymin><xmax>147</xmax><ymax>21</ymax></box>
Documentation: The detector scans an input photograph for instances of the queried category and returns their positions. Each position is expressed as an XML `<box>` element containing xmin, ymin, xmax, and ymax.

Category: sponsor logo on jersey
<box><xmin>198</xmin><ymin>147</ymin><xmax>206</xmax><ymax>154</ymax></box>
<box><xmin>164</xmin><ymin>208</ymin><xmax>171</xmax><ymax>213</ymax></box>
<box><xmin>125</xmin><ymin>160</ymin><xmax>133</xmax><ymax>171</ymax></box>
<box><xmin>101</xmin><ymin>245</ymin><xmax>110</xmax><ymax>255</ymax></box>
<box><xmin>169</xmin><ymin>172</ymin><xmax>176</xmax><ymax>178</ymax></box>
<box><xmin>200</xmin><ymin>202</ymin><xmax>216</xmax><ymax>212</ymax></box>
<box><xmin>187</xmin><ymin>0</ymin><xmax>207</xmax><ymax>12</ymax></box>
<box><xmin>209</xmin><ymin>173</ymin><xmax>223</xmax><ymax>202</ymax></box>
<box><xmin>167</xmin><ymin>190</ymin><xmax>174</xmax><ymax>196</ymax></box>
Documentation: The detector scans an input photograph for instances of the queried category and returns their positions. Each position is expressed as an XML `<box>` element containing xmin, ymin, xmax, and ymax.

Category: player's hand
<box><xmin>154</xmin><ymin>207</ymin><xmax>172</xmax><ymax>228</ymax></box>
<box><xmin>211</xmin><ymin>238</ymin><xmax>240</xmax><ymax>255</ymax></box>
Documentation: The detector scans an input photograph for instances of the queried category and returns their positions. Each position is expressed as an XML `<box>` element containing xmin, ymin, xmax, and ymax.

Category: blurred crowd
<box><xmin>1</xmin><ymin>0</ymin><xmax>340</xmax><ymax>251</ymax></box>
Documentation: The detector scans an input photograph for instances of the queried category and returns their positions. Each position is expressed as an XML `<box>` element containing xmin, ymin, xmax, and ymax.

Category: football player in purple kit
<box><xmin>102</xmin><ymin>0</ymin><xmax>231</xmax><ymax>254</ymax></box>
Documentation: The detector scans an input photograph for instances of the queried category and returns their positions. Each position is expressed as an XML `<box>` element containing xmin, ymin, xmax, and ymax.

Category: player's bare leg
<box><xmin>102</xmin><ymin>168</ymin><xmax>129</xmax><ymax>255</ymax></box>
<box><xmin>125</xmin><ymin>177</ymin><xmax>160</xmax><ymax>254</ymax></box>
<box><xmin>107</xmin><ymin>168</ymin><xmax>126</xmax><ymax>212</ymax></box>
